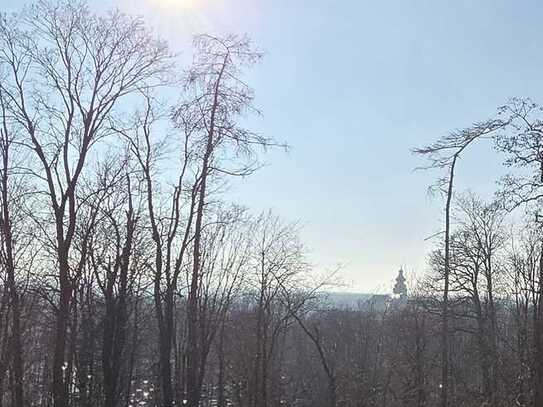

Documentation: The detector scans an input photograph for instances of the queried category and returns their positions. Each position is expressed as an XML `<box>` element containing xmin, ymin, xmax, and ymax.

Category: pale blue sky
<box><xmin>3</xmin><ymin>0</ymin><xmax>542</xmax><ymax>291</ymax></box>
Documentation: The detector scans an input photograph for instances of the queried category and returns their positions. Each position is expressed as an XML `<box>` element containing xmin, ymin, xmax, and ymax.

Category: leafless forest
<box><xmin>0</xmin><ymin>2</ymin><xmax>543</xmax><ymax>407</ymax></box>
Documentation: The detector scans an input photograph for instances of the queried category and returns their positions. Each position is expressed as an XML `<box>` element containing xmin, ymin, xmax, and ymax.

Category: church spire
<box><xmin>393</xmin><ymin>268</ymin><xmax>407</xmax><ymax>298</ymax></box>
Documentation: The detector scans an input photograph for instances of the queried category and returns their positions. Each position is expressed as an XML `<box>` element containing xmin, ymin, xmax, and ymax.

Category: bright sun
<box><xmin>133</xmin><ymin>0</ymin><xmax>214</xmax><ymax>38</ymax></box>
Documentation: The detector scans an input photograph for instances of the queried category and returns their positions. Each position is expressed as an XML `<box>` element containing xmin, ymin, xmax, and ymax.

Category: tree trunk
<box><xmin>53</xmin><ymin>250</ymin><xmax>71</xmax><ymax>407</ymax></box>
<box><xmin>534</xmin><ymin>242</ymin><xmax>543</xmax><ymax>407</ymax></box>
<box><xmin>441</xmin><ymin>155</ymin><xmax>457</xmax><ymax>407</ymax></box>
<box><xmin>186</xmin><ymin>52</ymin><xmax>228</xmax><ymax>407</ymax></box>
<box><xmin>217</xmin><ymin>320</ymin><xmax>226</xmax><ymax>407</ymax></box>
<box><xmin>1</xmin><ymin>170</ymin><xmax>23</xmax><ymax>407</ymax></box>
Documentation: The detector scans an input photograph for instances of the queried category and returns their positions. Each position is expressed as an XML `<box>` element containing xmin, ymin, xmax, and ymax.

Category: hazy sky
<box><xmin>3</xmin><ymin>0</ymin><xmax>543</xmax><ymax>292</ymax></box>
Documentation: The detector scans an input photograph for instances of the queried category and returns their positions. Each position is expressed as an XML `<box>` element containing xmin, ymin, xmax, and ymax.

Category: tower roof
<box><xmin>393</xmin><ymin>268</ymin><xmax>407</xmax><ymax>297</ymax></box>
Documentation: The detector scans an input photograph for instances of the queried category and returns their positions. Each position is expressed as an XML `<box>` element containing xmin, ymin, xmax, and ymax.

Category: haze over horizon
<box><xmin>3</xmin><ymin>0</ymin><xmax>540</xmax><ymax>291</ymax></box>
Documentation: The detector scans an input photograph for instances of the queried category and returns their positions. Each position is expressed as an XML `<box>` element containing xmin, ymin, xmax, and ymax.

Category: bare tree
<box><xmin>121</xmin><ymin>93</ymin><xmax>197</xmax><ymax>407</ymax></box>
<box><xmin>506</xmin><ymin>221</ymin><xmax>541</xmax><ymax>406</ymax></box>
<box><xmin>291</xmin><ymin>310</ymin><xmax>338</xmax><ymax>407</ymax></box>
<box><xmin>82</xmin><ymin>156</ymin><xmax>142</xmax><ymax>407</ymax></box>
<box><xmin>192</xmin><ymin>206</ymin><xmax>251</xmax><ymax>406</ymax></box>
<box><xmin>413</xmin><ymin>119</ymin><xmax>505</xmax><ymax>407</ymax></box>
<box><xmin>494</xmin><ymin>98</ymin><xmax>543</xmax><ymax>406</ymax></box>
<box><xmin>0</xmin><ymin>3</ymin><xmax>171</xmax><ymax>405</ymax></box>
<box><xmin>173</xmin><ymin>34</ymin><xmax>280</xmax><ymax>407</ymax></box>
<box><xmin>247</xmin><ymin>212</ymin><xmax>308</xmax><ymax>407</ymax></box>
<box><xmin>430</xmin><ymin>194</ymin><xmax>507</xmax><ymax>404</ymax></box>
<box><xmin>0</xmin><ymin>78</ymin><xmax>25</xmax><ymax>407</ymax></box>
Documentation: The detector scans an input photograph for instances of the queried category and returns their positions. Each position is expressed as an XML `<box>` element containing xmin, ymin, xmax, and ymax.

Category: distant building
<box><xmin>325</xmin><ymin>269</ymin><xmax>409</xmax><ymax>311</ymax></box>
<box><xmin>367</xmin><ymin>268</ymin><xmax>408</xmax><ymax>312</ymax></box>
<box><xmin>367</xmin><ymin>294</ymin><xmax>391</xmax><ymax>312</ymax></box>
<box><xmin>392</xmin><ymin>268</ymin><xmax>407</xmax><ymax>299</ymax></box>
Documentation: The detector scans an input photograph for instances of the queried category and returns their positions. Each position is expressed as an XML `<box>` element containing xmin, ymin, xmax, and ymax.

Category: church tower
<box><xmin>393</xmin><ymin>268</ymin><xmax>407</xmax><ymax>299</ymax></box>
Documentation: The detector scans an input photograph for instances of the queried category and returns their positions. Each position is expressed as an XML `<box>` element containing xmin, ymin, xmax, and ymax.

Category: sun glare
<box><xmin>143</xmin><ymin>0</ymin><xmax>221</xmax><ymax>42</ymax></box>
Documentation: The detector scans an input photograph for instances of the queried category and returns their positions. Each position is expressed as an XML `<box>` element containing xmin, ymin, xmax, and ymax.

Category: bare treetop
<box><xmin>173</xmin><ymin>33</ymin><xmax>284</xmax><ymax>178</ymax></box>
<box><xmin>413</xmin><ymin>119</ymin><xmax>506</xmax><ymax>170</ymax></box>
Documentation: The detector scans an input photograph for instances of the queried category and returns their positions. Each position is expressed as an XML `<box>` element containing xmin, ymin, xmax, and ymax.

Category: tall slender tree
<box><xmin>0</xmin><ymin>79</ymin><xmax>24</xmax><ymax>407</ymax></box>
<box><xmin>173</xmin><ymin>34</ymin><xmax>279</xmax><ymax>407</ymax></box>
<box><xmin>414</xmin><ymin>119</ymin><xmax>505</xmax><ymax>407</ymax></box>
